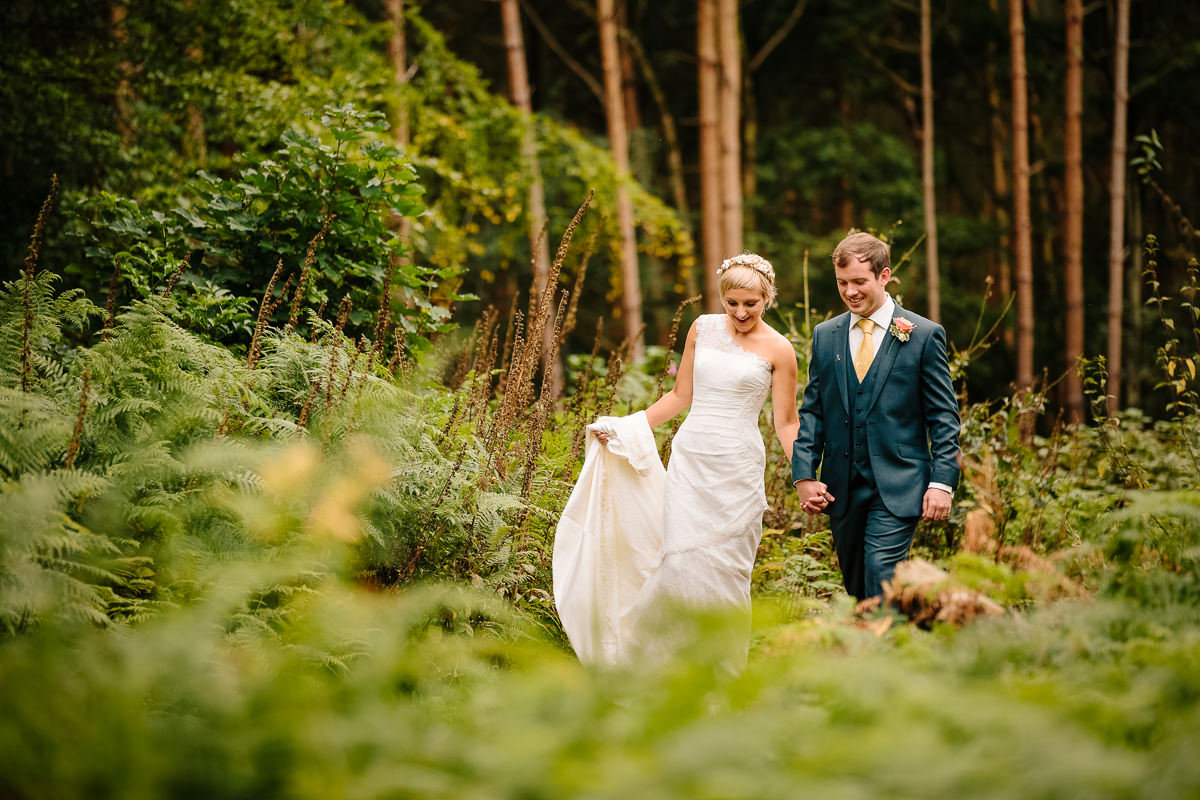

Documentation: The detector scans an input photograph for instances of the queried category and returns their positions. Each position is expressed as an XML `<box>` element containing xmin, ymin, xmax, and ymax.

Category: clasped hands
<box><xmin>795</xmin><ymin>480</ymin><xmax>953</xmax><ymax>522</ymax></box>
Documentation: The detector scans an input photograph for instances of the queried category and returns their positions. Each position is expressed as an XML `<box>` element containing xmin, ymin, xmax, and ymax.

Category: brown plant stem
<box><xmin>64</xmin><ymin>368</ymin><xmax>91</xmax><ymax>469</ymax></box>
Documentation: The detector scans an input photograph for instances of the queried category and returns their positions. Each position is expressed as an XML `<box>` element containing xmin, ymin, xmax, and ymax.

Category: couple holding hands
<box><xmin>554</xmin><ymin>231</ymin><xmax>961</xmax><ymax>668</ymax></box>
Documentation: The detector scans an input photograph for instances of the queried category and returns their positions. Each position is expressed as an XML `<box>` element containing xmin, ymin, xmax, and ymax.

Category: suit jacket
<box><xmin>791</xmin><ymin>304</ymin><xmax>960</xmax><ymax>519</ymax></box>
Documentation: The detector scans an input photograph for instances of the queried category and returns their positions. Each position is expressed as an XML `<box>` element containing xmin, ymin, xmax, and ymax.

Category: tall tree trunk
<box><xmin>387</xmin><ymin>0</ymin><xmax>412</xmax><ymax>243</ymax></box>
<box><xmin>622</xmin><ymin>29</ymin><xmax>698</xmax><ymax>297</ymax></box>
<box><xmin>985</xmin><ymin>33</ymin><xmax>1012</xmax><ymax>334</ymax></box>
<box><xmin>598</xmin><ymin>0</ymin><xmax>644</xmax><ymax>359</ymax></box>
<box><xmin>742</xmin><ymin>74</ymin><xmax>757</xmax><ymax>239</ymax></box>
<box><xmin>111</xmin><ymin>3</ymin><xmax>134</xmax><ymax>147</ymax></box>
<box><xmin>717</xmin><ymin>0</ymin><xmax>742</xmax><ymax>258</ymax></box>
<box><xmin>1063</xmin><ymin>0</ymin><xmax>1085</xmax><ymax>423</ymax></box>
<box><xmin>1105</xmin><ymin>0</ymin><xmax>1131</xmax><ymax>417</ymax></box>
<box><xmin>501</xmin><ymin>0</ymin><xmax>559</xmax><ymax>384</ymax></box>
<box><xmin>920</xmin><ymin>0</ymin><xmax>940</xmax><ymax>323</ymax></box>
<box><xmin>698</xmin><ymin>0</ymin><xmax>722</xmax><ymax>311</ymax></box>
<box><xmin>1009</xmin><ymin>0</ymin><xmax>1035</xmax><ymax>392</ymax></box>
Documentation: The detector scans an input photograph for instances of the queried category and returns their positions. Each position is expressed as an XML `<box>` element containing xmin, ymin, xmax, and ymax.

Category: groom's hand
<box><xmin>921</xmin><ymin>487</ymin><xmax>952</xmax><ymax>522</ymax></box>
<box><xmin>795</xmin><ymin>480</ymin><xmax>833</xmax><ymax>515</ymax></box>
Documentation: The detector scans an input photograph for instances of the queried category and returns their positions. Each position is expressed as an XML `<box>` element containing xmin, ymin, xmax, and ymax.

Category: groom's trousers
<box><xmin>829</xmin><ymin>475</ymin><xmax>918</xmax><ymax>600</ymax></box>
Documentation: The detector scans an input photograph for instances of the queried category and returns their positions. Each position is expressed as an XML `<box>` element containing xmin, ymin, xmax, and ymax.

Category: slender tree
<box><xmin>698</xmin><ymin>0</ymin><xmax>722</xmax><ymax>311</ymax></box>
<box><xmin>718</xmin><ymin>0</ymin><xmax>742</xmax><ymax>259</ymax></box>
<box><xmin>1063</xmin><ymin>0</ymin><xmax>1085</xmax><ymax>423</ymax></box>
<box><xmin>598</xmin><ymin>0</ymin><xmax>644</xmax><ymax>358</ymax></box>
<box><xmin>1106</xmin><ymin>0</ymin><xmax>1131</xmax><ymax>417</ymax></box>
<box><xmin>1009</xmin><ymin>0</ymin><xmax>1035</xmax><ymax>392</ymax></box>
<box><xmin>921</xmin><ymin>0</ymin><xmax>940</xmax><ymax>322</ymax></box>
<box><xmin>500</xmin><ymin>0</ymin><xmax>551</xmax><ymax>313</ymax></box>
<box><xmin>387</xmin><ymin>0</ymin><xmax>412</xmax><ymax>245</ymax></box>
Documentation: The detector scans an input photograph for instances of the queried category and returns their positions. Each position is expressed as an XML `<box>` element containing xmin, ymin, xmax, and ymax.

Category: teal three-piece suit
<box><xmin>791</xmin><ymin>300</ymin><xmax>961</xmax><ymax>599</ymax></box>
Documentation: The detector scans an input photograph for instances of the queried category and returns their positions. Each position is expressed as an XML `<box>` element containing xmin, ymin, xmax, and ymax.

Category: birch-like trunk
<box><xmin>698</xmin><ymin>0</ymin><xmax>723</xmax><ymax>311</ymax></box>
<box><xmin>1105</xmin><ymin>0</ymin><xmax>1131</xmax><ymax>417</ymax></box>
<box><xmin>1010</xmin><ymin>0</ymin><xmax>1035</xmax><ymax>392</ymax></box>
<box><xmin>1063</xmin><ymin>0</ymin><xmax>1085</xmax><ymax>423</ymax></box>
<box><xmin>921</xmin><ymin>0</ymin><xmax>940</xmax><ymax>323</ymax></box>
<box><xmin>598</xmin><ymin>0</ymin><xmax>644</xmax><ymax>359</ymax></box>
<box><xmin>717</xmin><ymin>0</ymin><xmax>742</xmax><ymax>259</ymax></box>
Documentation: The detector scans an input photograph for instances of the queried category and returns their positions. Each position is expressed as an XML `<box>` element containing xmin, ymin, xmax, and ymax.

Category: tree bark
<box><xmin>718</xmin><ymin>0</ymin><xmax>742</xmax><ymax>259</ymax></box>
<box><xmin>1063</xmin><ymin>0</ymin><xmax>1085</xmax><ymax>423</ymax></box>
<box><xmin>387</xmin><ymin>0</ymin><xmax>413</xmax><ymax>244</ymax></box>
<box><xmin>501</xmin><ymin>0</ymin><xmax>551</xmax><ymax>304</ymax></box>
<box><xmin>985</xmin><ymin>28</ymin><xmax>1012</xmax><ymax>341</ymax></box>
<box><xmin>1009</xmin><ymin>0</ymin><xmax>1035</xmax><ymax>392</ymax></box>
<box><xmin>598</xmin><ymin>0</ymin><xmax>644</xmax><ymax>359</ymax></box>
<box><xmin>501</xmin><ymin>0</ymin><xmax>559</xmax><ymax>383</ymax></box>
<box><xmin>698</xmin><ymin>0</ymin><xmax>722</xmax><ymax>311</ymax></box>
<box><xmin>921</xmin><ymin>0</ymin><xmax>940</xmax><ymax>323</ymax></box>
<box><xmin>111</xmin><ymin>3</ymin><xmax>134</xmax><ymax>147</ymax></box>
<box><xmin>1105</xmin><ymin>0</ymin><xmax>1130</xmax><ymax>417</ymax></box>
<box><xmin>622</xmin><ymin>29</ymin><xmax>697</xmax><ymax>297</ymax></box>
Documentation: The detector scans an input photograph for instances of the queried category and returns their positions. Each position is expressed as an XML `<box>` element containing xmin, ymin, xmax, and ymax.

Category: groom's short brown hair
<box><xmin>832</xmin><ymin>232</ymin><xmax>890</xmax><ymax>277</ymax></box>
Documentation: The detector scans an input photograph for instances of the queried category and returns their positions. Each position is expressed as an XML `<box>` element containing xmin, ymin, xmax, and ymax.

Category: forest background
<box><xmin>2</xmin><ymin>0</ymin><xmax>1200</xmax><ymax>797</ymax></box>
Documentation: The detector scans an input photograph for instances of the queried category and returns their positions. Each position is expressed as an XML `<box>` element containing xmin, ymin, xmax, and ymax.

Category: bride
<box><xmin>554</xmin><ymin>253</ymin><xmax>799</xmax><ymax>671</ymax></box>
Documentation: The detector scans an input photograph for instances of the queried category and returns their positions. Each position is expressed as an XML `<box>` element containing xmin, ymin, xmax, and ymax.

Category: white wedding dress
<box><xmin>555</xmin><ymin>314</ymin><xmax>773</xmax><ymax>670</ymax></box>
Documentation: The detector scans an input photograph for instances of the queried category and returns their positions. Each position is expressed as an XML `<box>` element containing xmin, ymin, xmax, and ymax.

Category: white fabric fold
<box><xmin>552</xmin><ymin>411</ymin><xmax>665</xmax><ymax>665</ymax></box>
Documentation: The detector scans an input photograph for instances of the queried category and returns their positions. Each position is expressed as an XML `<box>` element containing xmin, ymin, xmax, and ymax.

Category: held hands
<box><xmin>921</xmin><ymin>487</ymin><xmax>952</xmax><ymax>522</ymax></box>
<box><xmin>796</xmin><ymin>479</ymin><xmax>834</xmax><ymax>515</ymax></box>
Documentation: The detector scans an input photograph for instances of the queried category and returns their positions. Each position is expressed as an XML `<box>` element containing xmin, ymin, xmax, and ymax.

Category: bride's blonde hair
<box><xmin>716</xmin><ymin>253</ymin><xmax>777</xmax><ymax>309</ymax></box>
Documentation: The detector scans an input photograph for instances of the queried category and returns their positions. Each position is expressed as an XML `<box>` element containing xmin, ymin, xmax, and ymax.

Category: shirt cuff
<box><xmin>928</xmin><ymin>482</ymin><xmax>953</xmax><ymax>496</ymax></box>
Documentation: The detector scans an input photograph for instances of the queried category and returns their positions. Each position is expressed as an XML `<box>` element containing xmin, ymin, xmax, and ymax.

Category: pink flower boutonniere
<box><xmin>889</xmin><ymin>317</ymin><xmax>915</xmax><ymax>343</ymax></box>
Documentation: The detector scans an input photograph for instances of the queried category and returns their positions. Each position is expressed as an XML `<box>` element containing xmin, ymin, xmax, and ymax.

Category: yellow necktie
<box><xmin>854</xmin><ymin>318</ymin><xmax>875</xmax><ymax>381</ymax></box>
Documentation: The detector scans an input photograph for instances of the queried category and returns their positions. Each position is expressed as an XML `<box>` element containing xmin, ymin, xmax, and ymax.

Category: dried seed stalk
<box><xmin>656</xmin><ymin>294</ymin><xmax>702</xmax><ymax>396</ymax></box>
<box><xmin>161</xmin><ymin>256</ymin><xmax>189</xmax><ymax>297</ymax></box>
<box><xmin>21</xmin><ymin>174</ymin><xmax>60</xmax><ymax>392</ymax></box>
<box><xmin>103</xmin><ymin>259</ymin><xmax>122</xmax><ymax>341</ymax></box>
<box><xmin>287</xmin><ymin>213</ymin><xmax>335</xmax><ymax>332</ymax></box>
<box><xmin>64</xmin><ymin>368</ymin><xmax>91</xmax><ymax>469</ymax></box>
<box><xmin>247</xmin><ymin>259</ymin><xmax>285</xmax><ymax>368</ymax></box>
<box><xmin>563</xmin><ymin>220</ymin><xmax>602</xmax><ymax>339</ymax></box>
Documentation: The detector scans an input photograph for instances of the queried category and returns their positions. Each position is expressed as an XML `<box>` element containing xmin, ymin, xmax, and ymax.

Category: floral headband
<box><xmin>716</xmin><ymin>253</ymin><xmax>775</xmax><ymax>281</ymax></box>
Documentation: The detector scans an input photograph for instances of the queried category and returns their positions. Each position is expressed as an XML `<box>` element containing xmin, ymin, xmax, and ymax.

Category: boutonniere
<box><xmin>889</xmin><ymin>317</ymin><xmax>915</xmax><ymax>342</ymax></box>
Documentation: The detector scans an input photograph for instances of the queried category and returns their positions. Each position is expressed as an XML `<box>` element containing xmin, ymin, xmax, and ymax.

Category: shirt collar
<box><xmin>852</xmin><ymin>294</ymin><xmax>895</xmax><ymax>330</ymax></box>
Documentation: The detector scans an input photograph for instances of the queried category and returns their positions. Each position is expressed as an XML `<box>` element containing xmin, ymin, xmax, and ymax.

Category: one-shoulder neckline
<box><xmin>702</xmin><ymin>314</ymin><xmax>773</xmax><ymax>373</ymax></box>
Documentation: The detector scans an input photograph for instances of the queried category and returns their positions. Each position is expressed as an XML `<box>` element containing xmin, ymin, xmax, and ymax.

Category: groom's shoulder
<box><xmin>813</xmin><ymin>313</ymin><xmax>849</xmax><ymax>335</ymax></box>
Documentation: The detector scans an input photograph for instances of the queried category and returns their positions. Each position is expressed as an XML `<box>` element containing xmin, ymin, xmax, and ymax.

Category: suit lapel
<box><xmin>862</xmin><ymin>307</ymin><xmax>903</xmax><ymax>416</ymax></box>
<box><xmin>831</xmin><ymin>313</ymin><xmax>851</xmax><ymax>415</ymax></box>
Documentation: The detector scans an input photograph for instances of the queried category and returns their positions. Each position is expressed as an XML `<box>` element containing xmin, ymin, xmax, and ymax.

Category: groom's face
<box><xmin>835</xmin><ymin>255</ymin><xmax>890</xmax><ymax>318</ymax></box>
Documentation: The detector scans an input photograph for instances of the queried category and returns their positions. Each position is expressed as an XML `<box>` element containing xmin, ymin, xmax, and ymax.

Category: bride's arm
<box><xmin>769</xmin><ymin>336</ymin><xmax>800</xmax><ymax>459</ymax></box>
<box><xmin>643</xmin><ymin>318</ymin><xmax>698</xmax><ymax>429</ymax></box>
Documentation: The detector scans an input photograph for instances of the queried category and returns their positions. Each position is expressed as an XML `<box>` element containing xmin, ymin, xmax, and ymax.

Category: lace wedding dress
<box><xmin>627</xmin><ymin>313</ymin><xmax>773</xmax><ymax>665</ymax></box>
<box><xmin>556</xmin><ymin>313</ymin><xmax>774</xmax><ymax>670</ymax></box>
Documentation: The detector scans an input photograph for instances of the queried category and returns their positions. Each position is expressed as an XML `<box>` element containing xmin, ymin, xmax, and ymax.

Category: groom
<box><xmin>792</xmin><ymin>232</ymin><xmax>960</xmax><ymax>600</ymax></box>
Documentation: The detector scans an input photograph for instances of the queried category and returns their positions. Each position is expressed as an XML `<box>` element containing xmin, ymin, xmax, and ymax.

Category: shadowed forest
<box><xmin>2</xmin><ymin>1</ymin><xmax>1199</xmax><ymax>797</ymax></box>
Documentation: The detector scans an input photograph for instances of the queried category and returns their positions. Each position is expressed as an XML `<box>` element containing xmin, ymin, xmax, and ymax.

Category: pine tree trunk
<box><xmin>718</xmin><ymin>0</ymin><xmax>742</xmax><ymax>259</ymax></box>
<box><xmin>698</xmin><ymin>0</ymin><xmax>723</xmax><ymax>311</ymax></box>
<box><xmin>985</xmin><ymin>30</ymin><xmax>1012</xmax><ymax>347</ymax></box>
<box><xmin>921</xmin><ymin>0</ymin><xmax>940</xmax><ymax>323</ymax></box>
<box><xmin>111</xmin><ymin>3</ymin><xmax>134</xmax><ymax>147</ymax></box>
<box><xmin>387</xmin><ymin>0</ymin><xmax>412</xmax><ymax>244</ymax></box>
<box><xmin>1105</xmin><ymin>0</ymin><xmax>1130</xmax><ymax>417</ymax></box>
<box><xmin>501</xmin><ymin>0</ymin><xmax>559</xmax><ymax>386</ymax></box>
<box><xmin>598</xmin><ymin>0</ymin><xmax>644</xmax><ymax>359</ymax></box>
<box><xmin>1009</xmin><ymin>0</ymin><xmax>1035</xmax><ymax>393</ymax></box>
<box><xmin>1063</xmin><ymin>0</ymin><xmax>1085</xmax><ymax>423</ymax></box>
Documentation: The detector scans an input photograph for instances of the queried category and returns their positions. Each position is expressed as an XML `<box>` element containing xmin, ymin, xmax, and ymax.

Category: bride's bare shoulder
<box><xmin>763</xmin><ymin>326</ymin><xmax>798</xmax><ymax>366</ymax></box>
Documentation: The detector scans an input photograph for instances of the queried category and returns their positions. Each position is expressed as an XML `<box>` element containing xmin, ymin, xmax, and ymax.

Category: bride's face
<box><xmin>723</xmin><ymin>287</ymin><xmax>767</xmax><ymax>333</ymax></box>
